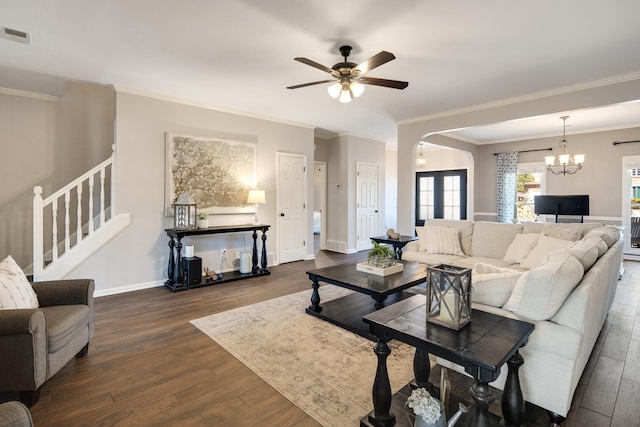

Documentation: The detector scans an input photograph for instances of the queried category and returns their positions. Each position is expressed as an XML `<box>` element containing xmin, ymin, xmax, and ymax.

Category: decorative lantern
<box><xmin>172</xmin><ymin>201</ymin><xmax>197</xmax><ymax>230</ymax></box>
<box><xmin>426</xmin><ymin>264</ymin><xmax>472</xmax><ymax>330</ymax></box>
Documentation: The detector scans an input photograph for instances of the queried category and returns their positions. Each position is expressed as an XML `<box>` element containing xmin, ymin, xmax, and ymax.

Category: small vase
<box><xmin>197</xmin><ymin>219</ymin><xmax>209</xmax><ymax>229</ymax></box>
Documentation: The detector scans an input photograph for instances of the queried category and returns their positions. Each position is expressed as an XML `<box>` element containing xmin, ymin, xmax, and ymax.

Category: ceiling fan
<box><xmin>286</xmin><ymin>45</ymin><xmax>409</xmax><ymax>103</ymax></box>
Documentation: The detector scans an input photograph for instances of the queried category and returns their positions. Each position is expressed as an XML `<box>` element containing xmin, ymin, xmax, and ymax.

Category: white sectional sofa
<box><xmin>402</xmin><ymin>219</ymin><xmax>623</xmax><ymax>423</ymax></box>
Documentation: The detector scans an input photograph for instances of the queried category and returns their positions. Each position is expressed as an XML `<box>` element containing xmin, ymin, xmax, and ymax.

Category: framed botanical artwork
<box><xmin>165</xmin><ymin>133</ymin><xmax>257</xmax><ymax>215</ymax></box>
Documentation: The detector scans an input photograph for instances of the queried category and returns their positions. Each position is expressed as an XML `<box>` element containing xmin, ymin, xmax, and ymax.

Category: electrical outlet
<box><xmin>221</xmin><ymin>248</ymin><xmax>227</xmax><ymax>257</ymax></box>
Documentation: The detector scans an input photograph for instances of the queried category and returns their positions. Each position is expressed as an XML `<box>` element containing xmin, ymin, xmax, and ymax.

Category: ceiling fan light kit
<box><xmin>287</xmin><ymin>45</ymin><xmax>408</xmax><ymax>103</ymax></box>
<box><xmin>545</xmin><ymin>116</ymin><xmax>585</xmax><ymax>175</ymax></box>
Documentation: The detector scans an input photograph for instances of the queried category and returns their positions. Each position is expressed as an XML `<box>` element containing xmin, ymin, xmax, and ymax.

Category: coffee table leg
<box><xmin>373</xmin><ymin>294</ymin><xmax>388</xmax><ymax>309</ymax></box>
<box><xmin>469</xmin><ymin>381</ymin><xmax>494</xmax><ymax>427</ymax></box>
<box><xmin>308</xmin><ymin>278</ymin><xmax>322</xmax><ymax>312</ymax></box>
<box><xmin>502</xmin><ymin>350</ymin><xmax>525</xmax><ymax>427</ymax></box>
<box><xmin>413</xmin><ymin>348</ymin><xmax>431</xmax><ymax>391</ymax></box>
<box><xmin>368</xmin><ymin>337</ymin><xmax>396</xmax><ymax>427</ymax></box>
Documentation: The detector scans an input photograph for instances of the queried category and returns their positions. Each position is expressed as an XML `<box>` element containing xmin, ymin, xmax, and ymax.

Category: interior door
<box><xmin>356</xmin><ymin>162</ymin><xmax>379</xmax><ymax>251</ymax></box>
<box><xmin>277</xmin><ymin>152</ymin><xmax>307</xmax><ymax>264</ymax></box>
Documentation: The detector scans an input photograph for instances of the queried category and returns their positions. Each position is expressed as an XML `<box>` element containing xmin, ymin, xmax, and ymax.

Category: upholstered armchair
<box><xmin>0</xmin><ymin>401</ymin><xmax>33</xmax><ymax>427</ymax></box>
<box><xmin>0</xmin><ymin>279</ymin><xmax>94</xmax><ymax>406</ymax></box>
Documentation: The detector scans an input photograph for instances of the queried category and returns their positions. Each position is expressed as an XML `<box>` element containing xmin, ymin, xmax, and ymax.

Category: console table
<box><xmin>164</xmin><ymin>224</ymin><xmax>270</xmax><ymax>292</ymax></box>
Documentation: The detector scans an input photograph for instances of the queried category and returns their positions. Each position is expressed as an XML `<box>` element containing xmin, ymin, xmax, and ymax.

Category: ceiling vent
<box><xmin>1</xmin><ymin>26</ymin><xmax>31</xmax><ymax>44</ymax></box>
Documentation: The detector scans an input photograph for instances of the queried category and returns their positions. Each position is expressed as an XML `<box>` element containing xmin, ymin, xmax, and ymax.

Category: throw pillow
<box><xmin>581</xmin><ymin>235</ymin><xmax>608</xmax><ymax>258</ymax></box>
<box><xmin>0</xmin><ymin>255</ymin><xmax>39</xmax><ymax>309</ymax></box>
<box><xmin>566</xmin><ymin>240</ymin><xmax>599</xmax><ymax>271</ymax></box>
<box><xmin>520</xmin><ymin>235</ymin><xmax>573</xmax><ymax>269</ymax></box>
<box><xmin>503</xmin><ymin>233</ymin><xmax>541</xmax><ymax>264</ymax></box>
<box><xmin>471</xmin><ymin>263</ymin><xmax>523</xmax><ymax>307</ymax></box>
<box><xmin>422</xmin><ymin>226</ymin><xmax>465</xmax><ymax>256</ymax></box>
<box><xmin>542</xmin><ymin>224</ymin><xmax>584</xmax><ymax>241</ymax></box>
<box><xmin>585</xmin><ymin>226</ymin><xmax>620</xmax><ymax>248</ymax></box>
<box><xmin>504</xmin><ymin>251</ymin><xmax>584</xmax><ymax>321</ymax></box>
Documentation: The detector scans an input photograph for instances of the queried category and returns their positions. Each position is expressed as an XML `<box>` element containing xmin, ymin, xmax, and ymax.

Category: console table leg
<box><xmin>502</xmin><ymin>350</ymin><xmax>525</xmax><ymax>427</ymax></box>
<box><xmin>469</xmin><ymin>381</ymin><xmax>494</xmax><ymax>427</ymax></box>
<box><xmin>369</xmin><ymin>337</ymin><xmax>396</xmax><ymax>427</ymax></box>
<box><xmin>167</xmin><ymin>237</ymin><xmax>176</xmax><ymax>284</ymax></box>
<box><xmin>252</xmin><ymin>230</ymin><xmax>259</xmax><ymax>273</ymax></box>
<box><xmin>260</xmin><ymin>228</ymin><xmax>268</xmax><ymax>272</ymax></box>
<box><xmin>308</xmin><ymin>278</ymin><xmax>322</xmax><ymax>312</ymax></box>
<box><xmin>173</xmin><ymin>237</ymin><xmax>184</xmax><ymax>284</ymax></box>
<box><xmin>413</xmin><ymin>348</ymin><xmax>431</xmax><ymax>391</ymax></box>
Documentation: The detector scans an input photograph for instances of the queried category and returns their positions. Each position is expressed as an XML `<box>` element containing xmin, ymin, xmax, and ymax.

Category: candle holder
<box><xmin>426</xmin><ymin>264</ymin><xmax>472</xmax><ymax>330</ymax></box>
<box><xmin>173</xmin><ymin>202</ymin><xmax>197</xmax><ymax>230</ymax></box>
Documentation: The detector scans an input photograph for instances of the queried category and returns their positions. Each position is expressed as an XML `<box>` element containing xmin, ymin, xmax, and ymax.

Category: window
<box><xmin>516</xmin><ymin>163</ymin><xmax>545</xmax><ymax>222</ymax></box>
<box><xmin>416</xmin><ymin>170</ymin><xmax>467</xmax><ymax>221</ymax></box>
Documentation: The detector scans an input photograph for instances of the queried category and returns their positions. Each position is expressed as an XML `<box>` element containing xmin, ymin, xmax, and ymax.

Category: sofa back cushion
<box><xmin>566</xmin><ymin>240</ymin><xmax>599</xmax><ymax>271</ymax></box>
<box><xmin>423</xmin><ymin>219</ymin><xmax>474</xmax><ymax>255</ymax></box>
<box><xmin>582</xmin><ymin>235</ymin><xmax>608</xmax><ymax>258</ymax></box>
<box><xmin>585</xmin><ymin>226</ymin><xmax>620</xmax><ymax>247</ymax></box>
<box><xmin>504</xmin><ymin>250</ymin><xmax>584</xmax><ymax>321</ymax></box>
<box><xmin>542</xmin><ymin>224</ymin><xmax>585</xmax><ymax>241</ymax></box>
<box><xmin>471</xmin><ymin>221</ymin><xmax>523</xmax><ymax>259</ymax></box>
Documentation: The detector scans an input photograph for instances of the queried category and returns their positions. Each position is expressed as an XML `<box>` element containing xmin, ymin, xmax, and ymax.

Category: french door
<box><xmin>416</xmin><ymin>170</ymin><xmax>467</xmax><ymax>221</ymax></box>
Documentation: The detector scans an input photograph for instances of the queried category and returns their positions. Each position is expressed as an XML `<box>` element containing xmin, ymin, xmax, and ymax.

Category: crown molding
<box><xmin>0</xmin><ymin>87</ymin><xmax>60</xmax><ymax>102</ymax></box>
<box><xmin>398</xmin><ymin>72</ymin><xmax>640</xmax><ymax>126</ymax></box>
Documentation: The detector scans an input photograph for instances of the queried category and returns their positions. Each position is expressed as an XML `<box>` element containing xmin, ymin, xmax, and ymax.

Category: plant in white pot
<box><xmin>367</xmin><ymin>241</ymin><xmax>395</xmax><ymax>268</ymax></box>
<box><xmin>197</xmin><ymin>212</ymin><xmax>209</xmax><ymax>229</ymax></box>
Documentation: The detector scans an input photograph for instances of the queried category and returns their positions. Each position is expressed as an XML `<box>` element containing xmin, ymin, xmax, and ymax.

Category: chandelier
<box><xmin>544</xmin><ymin>116</ymin><xmax>585</xmax><ymax>175</ymax></box>
<box><xmin>416</xmin><ymin>143</ymin><xmax>426</xmax><ymax>168</ymax></box>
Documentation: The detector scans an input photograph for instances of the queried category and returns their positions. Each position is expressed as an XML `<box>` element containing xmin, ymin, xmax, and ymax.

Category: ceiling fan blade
<box><xmin>358</xmin><ymin>77</ymin><xmax>409</xmax><ymax>90</ymax></box>
<box><xmin>353</xmin><ymin>51</ymin><xmax>396</xmax><ymax>74</ymax></box>
<box><xmin>293</xmin><ymin>57</ymin><xmax>335</xmax><ymax>75</ymax></box>
<box><xmin>287</xmin><ymin>79</ymin><xmax>336</xmax><ymax>90</ymax></box>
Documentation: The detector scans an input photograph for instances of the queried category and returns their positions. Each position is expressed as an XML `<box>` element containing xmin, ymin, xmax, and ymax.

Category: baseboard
<box><xmin>94</xmin><ymin>279</ymin><xmax>164</xmax><ymax>297</ymax></box>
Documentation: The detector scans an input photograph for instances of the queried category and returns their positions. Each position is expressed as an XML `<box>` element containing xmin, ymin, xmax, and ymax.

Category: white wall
<box><xmin>67</xmin><ymin>91</ymin><xmax>315</xmax><ymax>294</ymax></box>
<box><xmin>385</xmin><ymin>149</ymin><xmax>397</xmax><ymax>230</ymax></box>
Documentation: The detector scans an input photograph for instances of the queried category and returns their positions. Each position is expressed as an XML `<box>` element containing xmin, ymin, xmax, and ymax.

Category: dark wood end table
<box><xmin>305</xmin><ymin>261</ymin><xmax>426</xmax><ymax>340</ymax></box>
<box><xmin>370</xmin><ymin>235</ymin><xmax>418</xmax><ymax>260</ymax></box>
<box><xmin>361</xmin><ymin>294</ymin><xmax>535</xmax><ymax>427</ymax></box>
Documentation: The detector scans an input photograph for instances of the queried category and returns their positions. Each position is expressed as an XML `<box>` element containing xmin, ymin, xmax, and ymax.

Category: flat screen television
<box><xmin>534</xmin><ymin>195</ymin><xmax>589</xmax><ymax>221</ymax></box>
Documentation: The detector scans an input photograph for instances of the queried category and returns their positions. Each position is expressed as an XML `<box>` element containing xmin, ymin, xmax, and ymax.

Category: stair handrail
<box><xmin>33</xmin><ymin>145</ymin><xmax>116</xmax><ymax>278</ymax></box>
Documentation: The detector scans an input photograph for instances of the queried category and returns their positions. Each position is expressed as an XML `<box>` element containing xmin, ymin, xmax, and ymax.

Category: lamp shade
<box><xmin>247</xmin><ymin>189</ymin><xmax>265</xmax><ymax>204</ymax></box>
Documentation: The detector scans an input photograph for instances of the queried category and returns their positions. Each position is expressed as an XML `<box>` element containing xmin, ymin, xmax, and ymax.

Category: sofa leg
<box><xmin>19</xmin><ymin>389</ymin><xmax>40</xmax><ymax>407</ymax></box>
<box><xmin>547</xmin><ymin>411</ymin><xmax>566</xmax><ymax>426</ymax></box>
<box><xmin>75</xmin><ymin>342</ymin><xmax>89</xmax><ymax>358</ymax></box>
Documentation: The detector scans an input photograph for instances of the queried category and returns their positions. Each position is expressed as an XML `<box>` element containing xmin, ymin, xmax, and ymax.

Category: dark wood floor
<box><xmin>5</xmin><ymin>250</ymin><xmax>640</xmax><ymax>426</ymax></box>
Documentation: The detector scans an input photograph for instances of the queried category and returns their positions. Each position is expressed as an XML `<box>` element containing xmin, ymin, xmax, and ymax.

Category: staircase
<box><xmin>32</xmin><ymin>146</ymin><xmax>131</xmax><ymax>281</ymax></box>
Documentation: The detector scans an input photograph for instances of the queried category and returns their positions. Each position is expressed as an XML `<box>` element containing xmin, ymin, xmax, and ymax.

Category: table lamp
<box><xmin>247</xmin><ymin>189</ymin><xmax>265</xmax><ymax>223</ymax></box>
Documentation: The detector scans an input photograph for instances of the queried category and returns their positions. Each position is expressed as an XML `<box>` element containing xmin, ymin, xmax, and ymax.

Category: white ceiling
<box><xmin>2</xmin><ymin>1</ymin><xmax>640</xmax><ymax>146</ymax></box>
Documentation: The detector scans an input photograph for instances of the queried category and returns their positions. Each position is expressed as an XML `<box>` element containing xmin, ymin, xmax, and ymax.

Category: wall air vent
<box><xmin>1</xmin><ymin>26</ymin><xmax>31</xmax><ymax>44</ymax></box>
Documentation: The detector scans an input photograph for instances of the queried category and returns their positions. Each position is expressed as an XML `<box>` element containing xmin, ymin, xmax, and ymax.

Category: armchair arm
<box><xmin>0</xmin><ymin>309</ymin><xmax>47</xmax><ymax>391</ymax></box>
<box><xmin>31</xmin><ymin>279</ymin><xmax>94</xmax><ymax>307</ymax></box>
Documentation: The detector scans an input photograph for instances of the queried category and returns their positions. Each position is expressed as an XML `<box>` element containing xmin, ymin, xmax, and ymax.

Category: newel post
<box><xmin>33</xmin><ymin>186</ymin><xmax>44</xmax><ymax>280</ymax></box>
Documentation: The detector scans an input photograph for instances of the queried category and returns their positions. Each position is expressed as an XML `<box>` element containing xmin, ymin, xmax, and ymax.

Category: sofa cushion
<box><xmin>471</xmin><ymin>221</ymin><xmax>523</xmax><ymax>259</ymax></box>
<box><xmin>522</xmin><ymin>222</ymin><xmax>544</xmax><ymax>234</ymax></box>
<box><xmin>581</xmin><ymin>235</ymin><xmax>608</xmax><ymax>258</ymax></box>
<box><xmin>0</xmin><ymin>255</ymin><xmax>39</xmax><ymax>310</ymax></box>
<box><xmin>585</xmin><ymin>226</ymin><xmax>620</xmax><ymax>247</ymax></box>
<box><xmin>566</xmin><ymin>240</ymin><xmax>599</xmax><ymax>271</ymax></box>
<box><xmin>41</xmin><ymin>305</ymin><xmax>91</xmax><ymax>353</ymax></box>
<box><xmin>520</xmin><ymin>235</ymin><xmax>573</xmax><ymax>269</ymax></box>
<box><xmin>471</xmin><ymin>263</ymin><xmax>523</xmax><ymax>307</ymax></box>
<box><xmin>504</xmin><ymin>251</ymin><xmax>584</xmax><ymax>321</ymax></box>
<box><xmin>402</xmin><ymin>251</ymin><xmax>465</xmax><ymax>266</ymax></box>
<box><xmin>418</xmin><ymin>226</ymin><xmax>465</xmax><ymax>256</ymax></box>
<box><xmin>451</xmin><ymin>256</ymin><xmax>516</xmax><ymax>270</ymax></box>
<box><xmin>542</xmin><ymin>224</ymin><xmax>584</xmax><ymax>241</ymax></box>
<box><xmin>503</xmin><ymin>233</ymin><xmax>541</xmax><ymax>264</ymax></box>
<box><xmin>423</xmin><ymin>219</ymin><xmax>474</xmax><ymax>255</ymax></box>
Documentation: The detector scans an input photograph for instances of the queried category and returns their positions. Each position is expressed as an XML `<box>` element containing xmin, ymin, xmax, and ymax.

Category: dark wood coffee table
<box><xmin>305</xmin><ymin>261</ymin><xmax>426</xmax><ymax>339</ymax></box>
<box><xmin>361</xmin><ymin>294</ymin><xmax>535</xmax><ymax>427</ymax></box>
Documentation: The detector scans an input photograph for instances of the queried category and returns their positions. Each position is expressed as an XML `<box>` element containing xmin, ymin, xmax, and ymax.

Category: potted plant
<box><xmin>367</xmin><ymin>241</ymin><xmax>395</xmax><ymax>267</ymax></box>
<box><xmin>197</xmin><ymin>212</ymin><xmax>209</xmax><ymax>229</ymax></box>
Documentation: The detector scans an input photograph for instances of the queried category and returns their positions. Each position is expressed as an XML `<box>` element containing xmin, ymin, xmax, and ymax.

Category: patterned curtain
<box><xmin>496</xmin><ymin>152</ymin><xmax>518</xmax><ymax>223</ymax></box>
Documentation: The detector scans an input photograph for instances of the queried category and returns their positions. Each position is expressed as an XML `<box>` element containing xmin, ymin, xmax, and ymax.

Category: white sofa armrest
<box><xmin>404</xmin><ymin>240</ymin><xmax>420</xmax><ymax>252</ymax></box>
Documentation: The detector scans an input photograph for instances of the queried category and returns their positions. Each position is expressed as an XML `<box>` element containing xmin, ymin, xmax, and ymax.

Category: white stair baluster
<box><xmin>33</xmin><ymin>186</ymin><xmax>44</xmax><ymax>278</ymax></box>
<box><xmin>77</xmin><ymin>183</ymin><xmax>83</xmax><ymax>243</ymax></box>
<box><xmin>65</xmin><ymin>192</ymin><xmax>71</xmax><ymax>253</ymax></box>
<box><xmin>100</xmin><ymin>168</ymin><xmax>106</xmax><ymax>226</ymax></box>
<box><xmin>52</xmin><ymin>199</ymin><xmax>58</xmax><ymax>261</ymax></box>
<box><xmin>88</xmin><ymin>175</ymin><xmax>94</xmax><ymax>234</ymax></box>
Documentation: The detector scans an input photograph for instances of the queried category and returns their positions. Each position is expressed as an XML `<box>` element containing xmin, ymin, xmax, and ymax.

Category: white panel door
<box><xmin>356</xmin><ymin>162</ymin><xmax>379</xmax><ymax>251</ymax></box>
<box><xmin>277</xmin><ymin>152</ymin><xmax>307</xmax><ymax>264</ymax></box>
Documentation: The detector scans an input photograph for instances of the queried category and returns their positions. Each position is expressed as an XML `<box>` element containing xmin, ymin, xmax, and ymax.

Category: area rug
<box><xmin>190</xmin><ymin>285</ymin><xmax>417</xmax><ymax>427</ymax></box>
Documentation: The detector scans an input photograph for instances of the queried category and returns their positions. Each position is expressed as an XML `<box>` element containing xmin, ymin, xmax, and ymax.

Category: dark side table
<box><xmin>361</xmin><ymin>294</ymin><xmax>535</xmax><ymax>427</ymax></box>
<box><xmin>370</xmin><ymin>235</ymin><xmax>418</xmax><ymax>260</ymax></box>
